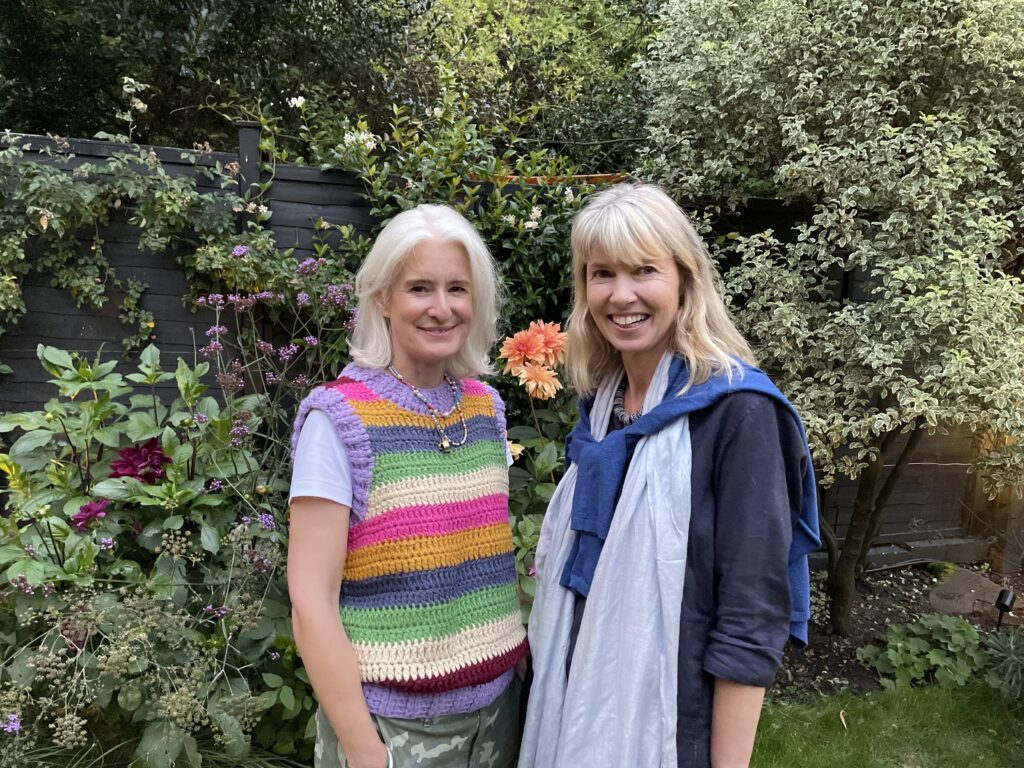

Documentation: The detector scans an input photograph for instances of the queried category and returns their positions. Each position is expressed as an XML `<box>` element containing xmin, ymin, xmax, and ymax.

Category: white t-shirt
<box><xmin>289</xmin><ymin>408</ymin><xmax>513</xmax><ymax>508</ymax></box>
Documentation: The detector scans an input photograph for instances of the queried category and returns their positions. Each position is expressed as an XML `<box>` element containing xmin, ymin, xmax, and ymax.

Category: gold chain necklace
<box><xmin>386</xmin><ymin>364</ymin><xmax>469</xmax><ymax>452</ymax></box>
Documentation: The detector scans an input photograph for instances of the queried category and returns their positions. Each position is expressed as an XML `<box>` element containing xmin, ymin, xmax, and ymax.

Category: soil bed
<box><xmin>772</xmin><ymin>563</ymin><xmax>1024</xmax><ymax>702</ymax></box>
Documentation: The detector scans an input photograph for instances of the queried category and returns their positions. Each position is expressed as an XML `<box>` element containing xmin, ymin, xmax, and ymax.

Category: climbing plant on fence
<box><xmin>0</xmin><ymin>134</ymin><xmax>273</xmax><ymax>370</ymax></box>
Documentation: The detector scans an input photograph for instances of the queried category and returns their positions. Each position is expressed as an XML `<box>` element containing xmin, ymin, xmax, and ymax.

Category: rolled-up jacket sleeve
<box><xmin>701</xmin><ymin>394</ymin><xmax>806</xmax><ymax>688</ymax></box>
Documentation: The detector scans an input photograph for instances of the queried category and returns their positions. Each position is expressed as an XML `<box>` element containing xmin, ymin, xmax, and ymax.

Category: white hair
<box><xmin>348</xmin><ymin>204</ymin><xmax>503</xmax><ymax>378</ymax></box>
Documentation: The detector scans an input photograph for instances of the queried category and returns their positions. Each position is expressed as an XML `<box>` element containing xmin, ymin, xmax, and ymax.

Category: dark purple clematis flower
<box><xmin>71</xmin><ymin>500</ymin><xmax>108</xmax><ymax>532</ymax></box>
<box><xmin>109</xmin><ymin>438</ymin><xmax>171</xmax><ymax>484</ymax></box>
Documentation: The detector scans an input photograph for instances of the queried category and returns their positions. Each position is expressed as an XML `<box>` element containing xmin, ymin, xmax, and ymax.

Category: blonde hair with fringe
<box><xmin>566</xmin><ymin>183</ymin><xmax>754</xmax><ymax>396</ymax></box>
<box><xmin>349</xmin><ymin>204</ymin><xmax>504</xmax><ymax>379</ymax></box>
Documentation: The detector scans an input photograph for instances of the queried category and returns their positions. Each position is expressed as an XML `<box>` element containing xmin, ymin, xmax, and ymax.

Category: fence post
<box><xmin>236</xmin><ymin>121</ymin><xmax>261</xmax><ymax>194</ymax></box>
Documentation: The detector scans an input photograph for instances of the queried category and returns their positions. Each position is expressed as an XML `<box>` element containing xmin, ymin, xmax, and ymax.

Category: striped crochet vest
<box><xmin>294</xmin><ymin>364</ymin><xmax>528</xmax><ymax>695</ymax></box>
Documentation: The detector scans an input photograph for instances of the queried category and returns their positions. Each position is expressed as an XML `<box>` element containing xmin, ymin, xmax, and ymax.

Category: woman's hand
<box><xmin>345</xmin><ymin>739</ymin><xmax>390</xmax><ymax>768</ymax></box>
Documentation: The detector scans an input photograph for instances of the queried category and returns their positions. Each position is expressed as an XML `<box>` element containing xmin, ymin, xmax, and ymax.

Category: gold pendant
<box><xmin>439</xmin><ymin>436</ymin><xmax>451</xmax><ymax>452</ymax></box>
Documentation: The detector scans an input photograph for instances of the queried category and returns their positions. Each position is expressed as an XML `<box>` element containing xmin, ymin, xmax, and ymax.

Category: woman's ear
<box><xmin>375</xmin><ymin>291</ymin><xmax>390</xmax><ymax>319</ymax></box>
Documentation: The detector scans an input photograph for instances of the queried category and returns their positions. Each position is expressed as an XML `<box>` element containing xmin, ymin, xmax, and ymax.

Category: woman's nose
<box><xmin>428</xmin><ymin>290</ymin><xmax>452</xmax><ymax>319</ymax></box>
<box><xmin>609</xmin><ymin>276</ymin><xmax>637</xmax><ymax>304</ymax></box>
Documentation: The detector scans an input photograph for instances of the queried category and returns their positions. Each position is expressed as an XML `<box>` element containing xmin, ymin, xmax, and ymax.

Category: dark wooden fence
<box><xmin>0</xmin><ymin>126</ymin><xmax>1014</xmax><ymax>571</ymax></box>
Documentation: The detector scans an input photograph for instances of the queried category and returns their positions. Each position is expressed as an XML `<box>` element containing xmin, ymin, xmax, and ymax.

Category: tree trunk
<box><xmin>854</xmin><ymin>424</ymin><xmax>925</xmax><ymax>576</ymax></box>
<box><xmin>828</xmin><ymin>439</ymin><xmax>887</xmax><ymax>635</ymax></box>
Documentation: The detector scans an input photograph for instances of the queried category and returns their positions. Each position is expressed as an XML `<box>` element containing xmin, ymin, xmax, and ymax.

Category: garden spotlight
<box><xmin>995</xmin><ymin>588</ymin><xmax>1016</xmax><ymax>630</ymax></box>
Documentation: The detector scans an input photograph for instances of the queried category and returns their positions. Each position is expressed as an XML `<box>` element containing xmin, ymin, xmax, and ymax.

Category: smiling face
<box><xmin>379</xmin><ymin>238</ymin><xmax>473</xmax><ymax>387</ymax></box>
<box><xmin>584</xmin><ymin>246</ymin><xmax>681</xmax><ymax>372</ymax></box>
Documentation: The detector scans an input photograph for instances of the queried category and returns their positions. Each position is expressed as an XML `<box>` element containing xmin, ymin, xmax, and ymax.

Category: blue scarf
<box><xmin>560</xmin><ymin>356</ymin><xmax>822</xmax><ymax>644</ymax></box>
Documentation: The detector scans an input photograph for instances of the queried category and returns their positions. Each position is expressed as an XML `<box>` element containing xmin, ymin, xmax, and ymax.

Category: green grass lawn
<box><xmin>753</xmin><ymin>683</ymin><xmax>1024</xmax><ymax>768</ymax></box>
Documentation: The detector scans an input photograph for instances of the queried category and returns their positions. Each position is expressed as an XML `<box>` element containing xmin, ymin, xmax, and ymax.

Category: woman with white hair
<box><xmin>519</xmin><ymin>184</ymin><xmax>820</xmax><ymax>768</ymax></box>
<box><xmin>288</xmin><ymin>204</ymin><xmax>527</xmax><ymax>768</ymax></box>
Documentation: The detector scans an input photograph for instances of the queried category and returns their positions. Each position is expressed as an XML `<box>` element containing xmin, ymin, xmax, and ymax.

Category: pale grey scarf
<box><xmin>519</xmin><ymin>353</ymin><xmax>692</xmax><ymax>768</ymax></box>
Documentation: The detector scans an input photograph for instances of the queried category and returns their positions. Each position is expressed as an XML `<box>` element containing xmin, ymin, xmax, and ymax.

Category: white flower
<box><xmin>564</xmin><ymin>188</ymin><xmax>575</xmax><ymax>202</ymax></box>
<box><xmin>131</xmin><ymin>97</ymin><xmax>148</xmax><ymax>114</ymax></box>
<box><xmin>530</xmin><ymin>206</ymin><xmax>542</xmax><ymax>221</ymax></box>
<box><xmin>502</xmin><ymin>214</ymin><xmax>518</xmax><ymax>226</ymax></box>
<box><xmin>523</xmin><ymin>220</ymin><xmax>539</xmax><ymax>230</ymax></box>
<box><xmin>287</xmin><ymin>96</ymin><xmax>306</xmax><ymax>109</ymax></box>
<box><xmin>343</xmin><ymin>130</ymin><xmax>377</xmax><ymax>150</ymax></box>
<box><xmin>432</xmin><ymin>107</ymin><xmax>444</xmax><ymax>118</ymax></box>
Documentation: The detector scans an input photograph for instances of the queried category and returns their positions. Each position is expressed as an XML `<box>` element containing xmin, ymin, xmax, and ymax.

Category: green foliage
<box><xmin>643</xmin><ymin>0</ymin><xmax>1024</xmax><ymax>631</ymax></box>
<box><xmin>985</xmin><ymin>628</ymin><xmax>1024</xmax><ymax>702</ymax></box>
<box><xmin>0</xmin><ymin>131</ymin><xmax>261</xmax><ymax>368</ymax></box>
<box><xmin>0</xmin><ymin>340</ymin><xmax>345</xmax><ymax>765</ymax></box>
<box><xmin>506</xmin><ymin>390</ymin><xmax>577</xmax><ymax>620</ymax></box>
<box><xmin>392</xmin><ymin>1</ymin><xmax>655</xmax><ymax>170</ymax></box>
<box><xmin>856</xmin><ymin>614</ymin><xmax>988</xmax><ymax>689</ymax></box>
<box><xmin>644</xmin><ymin>0</ymin><xmax>1024</xmax><ymax>489</ymax></box>
<box><xmin>0</xmin><ymin>0</ymin><xmax>426</xmax><ymax>150</ymax></box>
<box><xmin>924</xmin><ymin>561</ymin><xmax>958</xmax><ymax>582</ymax></box>
<box><xmin>299</xmin><ymin>88</ymin><xmax>594</xmax><ymax>337</ymax></box>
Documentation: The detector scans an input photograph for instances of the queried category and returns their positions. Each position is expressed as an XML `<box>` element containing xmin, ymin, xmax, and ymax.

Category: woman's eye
<box><xmin>639</xmin><ymin>265</ymin><xmax>657</xmax><ymax>275</ymax></box>
<box><xmin>591</xmin><ymin>269</ymin><xmax>611</xmax><ymax>279</ymax></box>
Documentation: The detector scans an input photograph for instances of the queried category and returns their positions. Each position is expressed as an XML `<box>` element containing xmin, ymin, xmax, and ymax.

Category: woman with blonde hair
<box><xmin>519</xmin><ymin>184</ymin><xmax>820</xmax><ymax>768</ymax></box>
<box><xmin>288</xmin><ymin>204</ymin><xmax>527</xmax><ymax>768</ymax></box>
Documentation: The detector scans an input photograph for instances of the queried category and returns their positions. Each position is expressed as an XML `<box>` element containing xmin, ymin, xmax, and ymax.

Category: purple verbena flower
<box><xmin>247</xmin><ymin>549</ymin><xmax>273</xmax><ymax>574</ymax></box>
<box><xmin>216</xmin><ymin>360</ymin><xmax>245</xmax><ymax>393</ymax></box>
<box><xmin>296</xmin><ymin>291</ymin><xmax>310</xmax><ymax>306</ymax></box>
<box><xmin>199</xmin><ymin>340</ymin><xmax>224</xmax><ymax>358</ymax></box>
<box><xmin>204</xmin><ymin>293</ymin><xmax>225</xmax><ymax>309</ymax></box>
<box><xmin>256</xmin><ymin>340</ymin><xmax>274</xmax><ymax>355</ymax></box>
<box><xmin>297</xmin><ymin>258</ymin><xmax>320</xmax><ymax>276</ymax></box>
<box><xmin>109</xmin><ymin>438</ymin><xmax>171</xmax><ymax>484</ymax></box>
<box><xmin>291</xmin><ymin>374</ymin><xmax>311</xmax><ymax>388</ymax></box>
<box><xmin>194</xmin><ymin>412</ymin><xmax>209</xmax><ymax>424</ymax></box>
<box><xmin>207</xmin><ymin>478</ymin><xmax>222</xmax><ymax>492</ymax></box>
<box><xmin>231</xmin><ymin>244</ymin><xmax>249</xmax><ymax>258</ymax></box>
<box><xmin>228</xmin><ymin>294</ymin><xmax>257</xmax><ymax>312</ymax></box>
<box><xmin>265</xmin><ymin>371</ymin><xmax>280</xmax><ymax>385</ymax></box>
<box><xmin>277</xmin><ymin>343</ymin><xmax>299</xmax><ymax>362</ymax></box>
<box><xmin>256</xmin><ymin>290</ymin><xmax>275</xmax><ymax>301</ymax></box>
<box><xmin>202</xmin><ymin>604</ymin><xmax>232</xmax><ymax>620</ymax></box>
<box><xmin>22</xmin><ymin>544</ymin><xmax>35</xmax><ymax>557</ymax></box>
<box><xmin>2</xmin><ymin>714</ymin><xmax>20</xmax><ymax>734</ymax></box>
<box><xmin>303</xmin><ymin>335</ymin><xmax>318</xmax><ymax>347</ymax></box>
<box><xmin>258</xmin><ymin>513</ymin><xmax>276</xmax><ymax>531</ymax></box>
<box><xmin>269</xmin><ymin>651</ymin><xmax>281</xmax><ymax>661</ymax></box>
<box><xmin>205</xmin><ymin>325</ymin><xmax>228</xmax><ymax>337</ymax></box>
<box><xmin>71</xmin><ymin>500</ymin><xmax>108</xmax><ymax>532</ymax></box>
<box><xmin>98</xmin><ymin>537</ymin><xmax>115</xmax><ymax>552</ymax></box>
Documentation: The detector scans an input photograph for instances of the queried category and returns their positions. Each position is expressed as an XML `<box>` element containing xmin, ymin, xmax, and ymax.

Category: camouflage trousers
<box><xmin>314</xmin><ymin>679</ymin><xmax>520</xmax><ymax>768</ymax></box>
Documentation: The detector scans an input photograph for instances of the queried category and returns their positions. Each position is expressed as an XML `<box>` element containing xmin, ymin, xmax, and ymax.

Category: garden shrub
<box><xmin>985</xmin><ymin>629</ymin><xmax>1024</xmax><ymax>703</ymax></box>
<box><xmin>642</xmin><ymin>0</ymin><xmax>1024</xmax><ymax>633</ymax></box>
<box><xmin>857</xmin><ymin>613</ymin><xmax>988</xmax><ymax>689</ymax></box>
<box><xmin>0</xmin><ymin>327</ymin><xmax>352</xmax><ymax>764</ymax></box>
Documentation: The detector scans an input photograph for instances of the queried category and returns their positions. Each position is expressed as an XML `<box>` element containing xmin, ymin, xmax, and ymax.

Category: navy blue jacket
<box><xmin>568</xmin><ymin>392</ymin><xmax>807</xmax><ymax>767</ymax></box>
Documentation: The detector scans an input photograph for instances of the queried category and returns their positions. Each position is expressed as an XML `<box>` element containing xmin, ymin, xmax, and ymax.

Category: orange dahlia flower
<box><xmin>528</xmin><ymin>320</ymin><xmax>568</xmax><ymax>367</ymax></box>
<box><xmin>516</xmin><ymin>362</ymin><xmax>562</xmax><ymax>400</ymax></box>
<box><xmin>499</xmin><ymin>329</ymin><xmax>545</xmax><ymax>373</ymax></box>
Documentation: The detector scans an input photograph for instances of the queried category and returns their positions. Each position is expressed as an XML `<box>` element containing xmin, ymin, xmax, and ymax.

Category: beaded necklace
<box><xmin>613</xmin><ymin>379</ymin><xmax>643</xmax><ymax>426</ymax></box>
<box><xmin>386</xmin><ymin>364</ymin><xmax>469</xmax><ymax>452</ymax></box>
